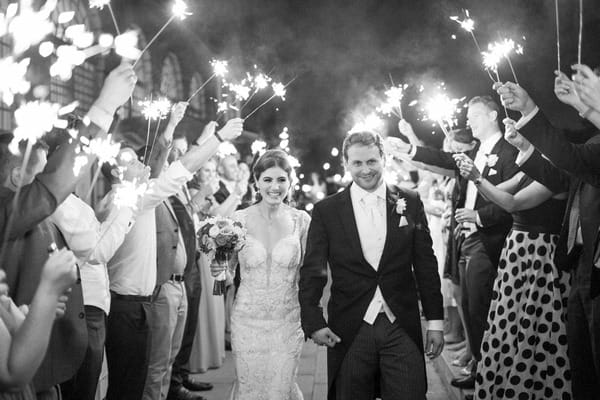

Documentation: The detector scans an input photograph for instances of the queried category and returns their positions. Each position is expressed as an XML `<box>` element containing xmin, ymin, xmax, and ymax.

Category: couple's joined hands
<box><xmin>310</xmin><ymin>327</ymin><xmax>444</xmax><ymax>358</ymax></box>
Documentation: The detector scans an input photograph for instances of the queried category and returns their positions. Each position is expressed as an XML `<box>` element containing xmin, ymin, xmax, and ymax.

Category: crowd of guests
<box><xmin>386</xmin><ymin>63</ymin><xmax>600</xmax><ymax>400</ymax></box>
<box><xmin>0</xmin><ymin>62</ymin><xmax>253</xmax><ymax>400</ymax></box>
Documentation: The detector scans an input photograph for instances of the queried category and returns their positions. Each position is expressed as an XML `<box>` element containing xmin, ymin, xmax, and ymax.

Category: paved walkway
<box><xmin>191</xmin><ymin>341</ymin><xmax>451</xmax><ymax>400</ymax></box>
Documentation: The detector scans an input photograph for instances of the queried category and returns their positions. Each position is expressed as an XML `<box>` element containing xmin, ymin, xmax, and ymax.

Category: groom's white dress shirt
<box><xmin>350</xmin><ymin>182</ymin><xmax>443</xmax><ymax>331</ymax></box>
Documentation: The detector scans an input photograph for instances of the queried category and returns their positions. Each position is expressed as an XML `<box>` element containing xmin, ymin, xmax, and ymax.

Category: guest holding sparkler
<box><xmin>386</xmin><ymin>96</ymin><xmax>518</xmax><ymax>389</ymax></box>
<box><xmin>101</xmin><ymin>115</ymin><xmax>243</xmax><ymax>400</ymax></box>
<box><xmin>0</xmin><ymin>62</ymin><xmax>136</xmax><ymax>400</ymax></box>
<box><xmin>454</xmin><ymin>127</ymin><xmax>571</xmax><ymax>399</ymax></box>
<box><xmin>495</xmin><ymin>67</ymin><xmax>600</xmax><ymax>399</ymax></box>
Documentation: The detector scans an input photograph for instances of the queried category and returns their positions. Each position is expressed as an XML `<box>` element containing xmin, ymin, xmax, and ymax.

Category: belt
<box><xmin>169</xmin><ymin>274</ymin><xmax>185</xmax><ymax>282</ymax></box>
<box><xmin>110</xmin><ymin>291</ymin><xmax>152</xmax><ymax>302</ymax></box>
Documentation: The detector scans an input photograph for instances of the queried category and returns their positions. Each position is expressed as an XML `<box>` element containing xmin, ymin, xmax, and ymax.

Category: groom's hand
<box><xmin>425</xmin><ymin>330</ymin><xmax>444</xmax><ymax>359</ymax></box>
<box><xmin>311</xmin><ymin>327</ymin><xmax>341</xmax><ymax>348</ymax></box>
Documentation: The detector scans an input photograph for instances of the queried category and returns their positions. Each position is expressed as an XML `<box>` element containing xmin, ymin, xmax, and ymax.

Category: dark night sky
<box><xmin>188</xmin><ymin>0</ymin><xmax>600</xmax><ymax>175</ymax></box>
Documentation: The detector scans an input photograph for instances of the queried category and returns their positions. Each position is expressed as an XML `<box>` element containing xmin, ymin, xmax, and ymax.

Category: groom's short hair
<box><xmin>342</xmin><ymin>131</ymin><xmax>385</xmax><ymax>161</ymax></box>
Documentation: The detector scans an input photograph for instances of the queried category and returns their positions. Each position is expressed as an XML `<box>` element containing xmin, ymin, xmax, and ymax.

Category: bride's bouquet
<box><xmin>197</xmin><ymin>216</ymin><xmax>247</xmax><ymax>295</ymax></box>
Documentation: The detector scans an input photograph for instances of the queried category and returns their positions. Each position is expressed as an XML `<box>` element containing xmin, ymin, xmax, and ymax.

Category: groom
<box><xmin>299</xmin><ymin>130</ymin><xmax>444</xmax><ymax>400</ymax></box>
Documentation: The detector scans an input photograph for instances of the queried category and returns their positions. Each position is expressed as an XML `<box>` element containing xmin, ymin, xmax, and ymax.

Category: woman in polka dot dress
<box><xmin>455</xmin><ymin>134</ymin><xmax>571</xmax><ymax>400</ymax></box>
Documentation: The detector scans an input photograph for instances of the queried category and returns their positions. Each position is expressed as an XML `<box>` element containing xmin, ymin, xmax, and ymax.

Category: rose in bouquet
<box><xmin>197</xmin><ymin>216</ymin><xmax>246</xmax><ymax>295</ymax></box>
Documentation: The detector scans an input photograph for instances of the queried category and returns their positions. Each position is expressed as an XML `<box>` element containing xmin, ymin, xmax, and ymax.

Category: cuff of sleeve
<box><xmin>514</xmin><ymin>106</ymin><xmax>539</xmax><ymax>130</ymax></box>
<box><xmin>427</xmin><ymin>320</ymin><xmax>444</xmax><ymax>331</ymax></box>
<box><xmin>515</xmin><ymin>145</ymin><xmax>535</xmax><ymax>166</ymax></box>
<box><xmin>168</xmin><ymin>160</ymin><xmax>194</xmax><ymax>181</ymax></box>
<box><xmin>475</xmin><ymin>212</ymin><xmax>482</xmax><ymax>227</ymax></box>
<box><xmin>86</xmin><ymin>104</ymin><xmax>115</xmax><ymax>133</ymax></box>
<box><xmin>408</xmin><ymin>145</ymin><xmax>417</xmax><ymax>159</ymax></box>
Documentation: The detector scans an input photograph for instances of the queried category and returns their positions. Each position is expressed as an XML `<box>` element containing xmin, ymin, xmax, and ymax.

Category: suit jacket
<box><xmin>169</xmin><ymin>194</ymin><xmax>199</xmax><ymax>275</ymax></box>
<box><xmin>412</xmin><ymin>138</ymin><xmax>519</xmax><ymax>266</ymax></box>
<box><xmin>0</xmin><ymin>122</ymin><xmax>103</xmax><ymax>391</ymax></box>
<box><xmin>155</xmin><ymin>200</ymin><xmax>185</xmax><ymax>286</ymax></box>
<box><xmin>518</xmin><ymin>110</ymin><xmax>600</xmax><ymax>297</ymax></box>
<box><xmin>298</xmin><ymin>184</ymin><xmax>443</xmax><ymax>398</ymax></box>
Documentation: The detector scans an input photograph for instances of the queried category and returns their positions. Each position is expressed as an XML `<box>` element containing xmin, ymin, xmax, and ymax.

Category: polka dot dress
<box><xmin>475</xmin><ymin>230</ymin><xmax>572</xmax><ymax>399</ymax></box>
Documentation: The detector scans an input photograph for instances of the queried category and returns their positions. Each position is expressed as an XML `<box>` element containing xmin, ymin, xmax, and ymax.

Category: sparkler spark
<box><xmin>114</xmin><ymin>30</ymin><xmax>140</xmax><ymax>60</ymax></box>
<box><xmin>0</xmin><ymin>57</ymin><xmax>31</xmax><ymax>106</ymax></box>
<box><xmin>449</xmin><ymin>10</ymin><xmax>475</xmax><ymax>33</ymax></box>
<box><xmin>8</xmin><ymin>0</ymin><xmax>57</xmax><ymax>54</ymax></box>
<box><xmin>172</xmin><ymin>0</ymin><xmax>192</xmax><ymax>20</ymax></box>
<box><xmin>12</xmin><ymin>101</ymin><xmax>64</xmax><ymax>146</ymax></box>
<box><xmin>230</xmin><ymin>83</ymin><xmax>251</xmax><ymax>101</ymax></box>
<box><xmin>251</xmin><ymin>140</ymin><xmax>267</xmax><ymax>155</ymax></box>
<box><xmin>253</xmin><ymin>73</ymin><xmax>271</xmax><ymax>90</ymax></box>
<box><xmin>140</xmin><ymin>97</ymin><xmax>172</xmax><ymax>120</ymax></box>
<box><xmin>350</xmin><ymin>113</ymin><xmax>383</xmax><ymax>134</ymax></box>
<box><xmin>113</xmin><ymin>179</ymin><xmax>148</xmax><ymax>210</ymax></box>
<box><xmin>422</xmin><ymin>93</ymin><xmax>463</xmax><ymax>136</ymax></box>
<box><xmin>272</xmin><ymin>82</ymin><xmax>287</xmax><ymax>100</ymax></box>
<box><xmin>211</xmin><ymin>59</ymin><xmax>228</xmax><ymax>78</ymax></box>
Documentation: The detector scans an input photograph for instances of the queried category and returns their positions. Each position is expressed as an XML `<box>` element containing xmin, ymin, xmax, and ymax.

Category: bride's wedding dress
<box><xmin>228</xmin><ymin>207</ymin><xmax>310</xmax><ymax>400</ymax></box>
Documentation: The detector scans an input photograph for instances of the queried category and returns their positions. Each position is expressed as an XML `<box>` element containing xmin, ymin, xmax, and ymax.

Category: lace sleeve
<box><xmin>298</xmin><ymin>210</ymin><xmax>312</xmax><ymax>267</ymax></box>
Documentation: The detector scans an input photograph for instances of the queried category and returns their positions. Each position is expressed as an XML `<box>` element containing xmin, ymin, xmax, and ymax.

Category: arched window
<box><xmin>119</xmin><ymin>27</ymin><xmax>153</xmax><ymax>119</ymax></box>
<box><xmin>49</xmin><ymin>0</ymin><xmax>101</xmax><ymax>114</ymax></box>
<box><xmin>188</xmin><ymin>73</ymin><xmax>207</xmax><ymax>120</ymax></box>
<box><xmin>0</xmin><ymin>37</ymin><xmax>11</xmax><ymax>132</ymax></box>
<box><xmin>160</xmin><ymin>53</ymin><xmax>183</xmax><ymax>101</ymax></box>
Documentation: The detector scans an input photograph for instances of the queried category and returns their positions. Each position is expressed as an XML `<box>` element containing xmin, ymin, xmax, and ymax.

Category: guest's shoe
<box><xmin>183</xmin><ymin>377</ymin><xmax>213</xmax><ymax>392</ymax></box>
<box><xmin>451</xmin><ymin>375</ymin><xmax>475</xmax><ymax>389</ymax></box>
<box><xmin>168</xmin><ymin>387</ymin><xmax>206</xmax><ymax>400</ymax></box>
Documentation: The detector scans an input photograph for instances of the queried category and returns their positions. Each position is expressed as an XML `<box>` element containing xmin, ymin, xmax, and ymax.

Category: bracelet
<box><xmin>474</xmin><ymin>177</ymin><xmax>482</xmax><ymax>185</ymax></box>
<box><xmin>214</xmin><ymin>131</ymin><xmax>224</xmax><ymax>142</ymax></box>
<box><xmin>579</xmin><ymin>107</ymin><xmax>594</xmax><ymax>120</ymax></box>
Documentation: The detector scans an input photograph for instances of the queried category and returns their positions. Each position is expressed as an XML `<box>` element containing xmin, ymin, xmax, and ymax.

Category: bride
<box><xmin>213</xmin><ymin>149</ymin><xmax>311</xmax><ymax>399</ymax></box>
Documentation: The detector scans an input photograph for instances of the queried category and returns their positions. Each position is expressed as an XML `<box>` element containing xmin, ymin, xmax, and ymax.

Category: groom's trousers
<box><xmin>335</xmin><ymin>313</ymin><xmax>426</xmax><ymax>400</ymax></box>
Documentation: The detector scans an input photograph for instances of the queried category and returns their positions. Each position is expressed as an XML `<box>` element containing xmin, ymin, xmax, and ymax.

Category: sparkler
<box><xmin>555</xmin><ymin>0</ymin><xmax>561</xmax><ymax>72</ymax></box>
<box><xmin>578</xmin><ymin>0</ymin><xmax>582</xmax><ymax>65</ymax></box>
<box><xmin>139</xmin><ymin>96</ymin><xmax>171</xmax><ymax>165</ymax></box>
<box><xmin>490</xmin><ymin>38</ymin><xmax>520</xmax><ymax>84</ymax></box>
<box><xmin>133</xmin><ymin>0</ymin><xmax>191</xmax><ymax>68</ymax></box>
<box><xmin>113</xmin><ymin>179</ymin><xmax>149</xmax><ymax>210</ymax></box>
<box><xmin>450</xmin><ymin>10</ymin><xmax>482</xmax><ymax>53</ymax></box>
<box><xmin>186</xmin><ymin>60</ymin><xmax>229</xmax><ymax>103</ymax></box>
<box><xmin>239</xmin><ymin>70</ymin><xmax>273</xmax><ymax>111</ymax></box>
<box><xmin>377</xmin><ymin>84</ymin><xmax>407</xmax><ymax>119</ymax></box>
<box><xmin>244</xmin><ymin>78</ymin><xmax>294</xmax><ymax>120</ymax></box>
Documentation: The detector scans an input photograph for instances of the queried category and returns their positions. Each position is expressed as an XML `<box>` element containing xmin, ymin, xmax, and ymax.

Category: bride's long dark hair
<box><xmin>252</xmin><ymin>149</ymin><xmax>293</xmax><ymax>204</ymax></box>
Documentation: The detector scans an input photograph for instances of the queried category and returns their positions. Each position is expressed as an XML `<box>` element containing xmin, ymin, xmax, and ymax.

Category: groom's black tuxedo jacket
<box><xmin>412</xmin><ymin>137</ymin><xmax>519</xmax><ymax>266</ymax></box>
<box><xmin>299</xmin><ymin>184</ymin><xmax>443</xmax><ymax>395</ymax></box>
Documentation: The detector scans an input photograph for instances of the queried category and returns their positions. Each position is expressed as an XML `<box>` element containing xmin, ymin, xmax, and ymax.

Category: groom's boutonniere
<box><xmin>395</xmin><ymin>198</ymin><xmax>409</xmax><ymax>227</ymax></box>
<box><xmin>485</xmin><ymin>154</ymin><xmax>499</xmax><ymax>168</ymax></box>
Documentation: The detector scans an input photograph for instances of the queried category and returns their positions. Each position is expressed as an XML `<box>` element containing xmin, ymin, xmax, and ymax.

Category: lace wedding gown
<box><xmin>228</xmin><ymin>207</ymin><xmax>310</xmax><ymax>400</ymax></box>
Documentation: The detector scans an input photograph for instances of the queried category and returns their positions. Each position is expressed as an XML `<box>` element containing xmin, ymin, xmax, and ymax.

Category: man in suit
<box><xmin>386</xmin><ymin>96</ymin><xmax>519</xmax><ymax>389</ymax></box>
<box><xmin>299</xmin><ymin>130</ymin><xmax>444</xmax><ymax>400</ymax></box>
<box><xmin>495</xmin><ymin>78</ymin><xmax>600</xmax><ymax>399</ymax></box>
<box><xmin>167</xmin><ymin>134</ymin><xmax>215</xmax><ymax>400</ymax></box>
<box><xmin>0</xmin><ymin>62</ymin><xmax>136</xmax><ymax>399</ymax></box>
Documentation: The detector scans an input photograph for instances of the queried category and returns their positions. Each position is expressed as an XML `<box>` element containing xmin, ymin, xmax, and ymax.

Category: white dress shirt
<box><xmin>48</xmin><ymin>194</ymin><xmax>135</xmax><ymax>314</ymax></box>
<box><xmin>463</xmin><ymin>133</ymin><xmax>502</xmax><ymax>234</ymax></box>
<box><xmin>350</xmin><ymin>183</ymin><xmax>443</xmax><ymax>330</ymax></box>
<box><xmin>104</xmin><ymin>160</ymin><xmax>193</xmax><ymax>296</ymax></box>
